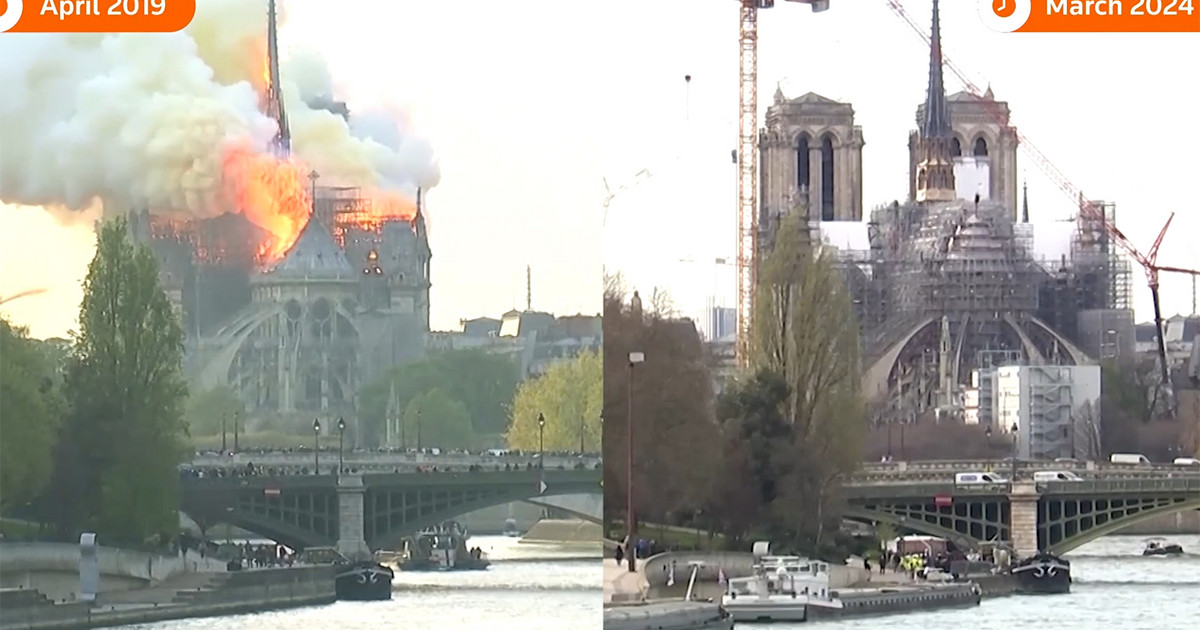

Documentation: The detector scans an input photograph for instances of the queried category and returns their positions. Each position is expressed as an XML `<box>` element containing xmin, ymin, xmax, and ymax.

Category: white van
<box><xmin>1109</xmin><ymin>453</ymin><xmax>1151</xmax><ymax>465</ymax></box>
<box><xmin>955</xmin><ymin>472</ymin><xmax>1007</xmax><ymax>485</ymax></box>
<box><xmin>1033</xmin><ymin>471</ymin><xmax>1083</xmax><ymax>482</ymax></box>
<box><xmin>1173</xmin><ymin>457</ymin><xmax>1200</xmax><ymax>466</ymax></box>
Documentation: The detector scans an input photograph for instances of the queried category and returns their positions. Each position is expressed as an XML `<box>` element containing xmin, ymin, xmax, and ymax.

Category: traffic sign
<box><xmin>538</xmin><ymin>480</ymin><xmax>548</xmax><ymax>495</ymax></box>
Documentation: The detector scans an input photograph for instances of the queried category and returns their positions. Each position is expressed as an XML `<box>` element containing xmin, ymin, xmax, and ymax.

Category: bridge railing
<box><xmin>1041</xmin><ymin>477</ymin><xmax>1200</xmax><ymax>495</ymax></box>
<box><xmin>187</xmin><ymin>451</ymin><xmax>601</xmax><ymax>471</ymax></box>
<box><xmin>857</xmin><ymin>460</ymin><xmax>1185</xmax><ymax>475</ymax></box>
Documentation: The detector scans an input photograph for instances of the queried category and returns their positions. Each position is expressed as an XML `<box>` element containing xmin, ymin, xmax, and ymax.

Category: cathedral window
<box><xmin>974</xmin><ymin>137</ymin><xmax>989</xmax><ymax>157</ymax></box>
<box><xmin>820</xmin><ymin>134</ymin><xmax>835</xmax><ymax>220</ymax></box>
<box><xmin>796</xmin><ymin>134</ymin><xmax>811</xmax><ymax>190</ymax></box>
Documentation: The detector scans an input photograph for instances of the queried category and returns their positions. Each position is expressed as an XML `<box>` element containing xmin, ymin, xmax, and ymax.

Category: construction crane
<box><xmin>885</xmin><ymin>0</ymin><xmax>1200</xmax><ymax>414</ymax></box>
<box><xmin>0</xmin><ymin>287</ymin><xmax>48</xmax><ymax>307</ymax></box>
<box><xmin>601</xmin><ymin>168</ymin><xmax>653</xmax><ymax>227</ymax></box>
<box><xmin>735</xmin><ymin>0</ymin><xmax>830</xmax><ymax>367</ymax></box>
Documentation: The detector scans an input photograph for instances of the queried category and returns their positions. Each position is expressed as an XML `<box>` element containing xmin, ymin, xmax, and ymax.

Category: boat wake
<box><xmin>1072</xmin><ymin>579</ymin><xmax>1200</xmax><ymax>587</ymax></box>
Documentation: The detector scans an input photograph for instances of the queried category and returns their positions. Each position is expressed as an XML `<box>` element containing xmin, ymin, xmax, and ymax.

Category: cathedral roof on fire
<box><xmin>263</xmin><ymin>215</ymin><xmax>354</xmax><ymax>280</ymax></box>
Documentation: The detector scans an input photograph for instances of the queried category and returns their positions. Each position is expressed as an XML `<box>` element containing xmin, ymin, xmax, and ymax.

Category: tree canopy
<box><xmin>359</xmin><ymin>348</ymin><xmax>521</xmax><ymax>447</ymax></box>
<box><xmin>185</xmin><ymin>385</ymin><xmax>244</xmax><ymax>438</ymax></box>
<box><xmin>602</xmin><ymin>281</ymin><xmax>721</xmax><ymax>528</ymax></box>
<box><xmin>507</xmin><ymin>349</ymin><xmax>601</xmax><ymax>453</ymax></box>
<box><xmin>712</xmin><ymin>209</ymin><xmax>866</xmax><ymax>557</ymax></box>
<box><xmin>400</xmin><ymin>388</ymin><xmax>474</xmax><ymax>450</ymax></box>
<box><xmin>42</xmin><ymin>216</ymin><xmax>190</xmax><ymax>545</ymax></box>
<box><xmin>0</xmin><ymin>319</ymin><xmax>64</xmax><ymax>514</ymax></box>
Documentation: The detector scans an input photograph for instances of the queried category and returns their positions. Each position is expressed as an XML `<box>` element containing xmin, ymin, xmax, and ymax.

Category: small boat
<box><xmin>1142</xmin><ymin>539</ymin><xmax>1185</xmax><ymax>556</ymax></box>
<box><xmin>1011</xmin><ymin>552</ymin><xmax>1071</xmax><ymax>594</ymax></box>
<box><xmin>299</xmin><ymin>547</ymin><xmax>394</xmax><ymax>601</ymax></box>
<box><xmin>503</xmin><ymin>517</ymin><xmax>520</xmax><ymax>537</ymax></box>
<box><xmin>720</xmin><ymin>542</ymin><xmax>843</xmax><ymax>622</ymax></box>
<box><xmin>400</xmin><ymin>520</ymin><xmax>491</xmax><ymax>571</ymax></box>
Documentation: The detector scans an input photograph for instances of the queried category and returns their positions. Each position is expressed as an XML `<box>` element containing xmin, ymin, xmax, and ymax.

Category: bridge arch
<box><xmin>842</xmin><ymin>506</ymin><xmax>1004</xmax><ymax>552</ymax></box>
<box><xmin>1046</xmin><ymin>498</ymin><xmax>1200</xmax><ymax>555</ymax></box>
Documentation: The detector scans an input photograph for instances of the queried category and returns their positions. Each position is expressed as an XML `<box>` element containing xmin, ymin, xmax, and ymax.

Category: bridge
<box><xmin>179</xmin><ymin>468</ymin><xmax>602</xmax><ymax>557</ymax></box>
<box><xmin>188</xmin><ymin>450</ymin><xmax>600</xmax><ymax>473</ymax></box>
<box><xmin>842</xmin><ymin>460</ymin><xmax>1200</xmax><ymax>557</ymax></box>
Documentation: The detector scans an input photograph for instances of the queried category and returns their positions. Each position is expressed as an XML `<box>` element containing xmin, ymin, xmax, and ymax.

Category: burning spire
<box><xmin>266</xmin><ymin>0</ymin><xmax>291</xmax><ymax>157</ymax></box>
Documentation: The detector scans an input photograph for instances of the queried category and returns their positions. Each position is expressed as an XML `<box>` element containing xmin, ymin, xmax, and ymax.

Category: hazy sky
<box><xmin>2</xmin><ymin>1</ymin><xmax>1197</xmax><ymax>339</ymax></box>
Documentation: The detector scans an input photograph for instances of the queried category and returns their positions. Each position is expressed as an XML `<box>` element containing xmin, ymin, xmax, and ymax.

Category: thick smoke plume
<box><xmin>0</xmin><ymin>0</ymin><xmax>440</xmax><ymax>221</ymax></box>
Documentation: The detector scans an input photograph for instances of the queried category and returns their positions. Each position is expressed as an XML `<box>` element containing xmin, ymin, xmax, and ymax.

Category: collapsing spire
<box><xmin>266</xmin><ymin>0</ymin><xmax>291</xmax><ymax>157</ymax></box>
<box><xmin>921</xmin><ymin>0</ymin><xmax>952</xmax><ymax>139</ymax></box>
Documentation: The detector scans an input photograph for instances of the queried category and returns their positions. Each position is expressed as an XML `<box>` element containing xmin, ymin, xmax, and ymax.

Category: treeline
<box><xmin>1</xmin><ymin>217</ymin><xmax>190</xmax><ymax>546</ymax></box>
<box><xmin>603</xmin><ymin>210</ymin><xmax>868</xmax><ymax>560</ymax></box>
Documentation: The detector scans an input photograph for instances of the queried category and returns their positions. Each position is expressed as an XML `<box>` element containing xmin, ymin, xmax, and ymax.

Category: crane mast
<box><xmin>735</xmin><ymin>1</ymin><xmax>760</xmax><ymax>367</ymax></box>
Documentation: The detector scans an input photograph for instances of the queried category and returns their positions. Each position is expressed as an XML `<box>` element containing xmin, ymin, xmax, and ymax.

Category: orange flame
<box><xmin>221</xmin><ymin>143</ymin><xmax>311</xmax><ymax>262</ymax></box>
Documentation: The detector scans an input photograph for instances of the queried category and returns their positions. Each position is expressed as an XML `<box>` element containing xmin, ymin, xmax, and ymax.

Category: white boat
<box><xmin>720</xmin><ymin>542</ymin><xmax>844</xmax><ymax>623</ymax></box>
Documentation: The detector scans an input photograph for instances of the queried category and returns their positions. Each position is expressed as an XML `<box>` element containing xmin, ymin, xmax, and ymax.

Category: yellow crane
<box><xmin>734</xmin><ymin>0</ymin><xmax>831</xmax><ymax>367</ymax></box>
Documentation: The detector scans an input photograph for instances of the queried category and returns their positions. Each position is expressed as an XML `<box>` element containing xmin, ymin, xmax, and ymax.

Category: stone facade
<box><xmin>759</xmin><ymin>89</ymin><xmax>864</xmax><ymax>222</ymax></box>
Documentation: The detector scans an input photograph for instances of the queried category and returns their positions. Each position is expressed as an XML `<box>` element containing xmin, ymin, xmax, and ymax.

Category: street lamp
<box><xmin>416</xmin><ymin>410</ymin><xmax>423</xmax><ymax>451</ymax></box>
<box><xmin>337</xmin><ymin>417</ymin><xmax>346</xmax><ymax>476</ymax></box>
<box><xmin>579</xmin><ymin>415</ymin><xmax>586</xmax><ymax>455</ymax></box>
<box><xmin>233</xmin><ymin>411</ymin><xmax>240</xmax><ymax>453</ymax></box>
<box><xmin>221</xmin><ymin>412</ymin><xmax>228</xmax><ymax>453</ymax></box>
<box><xmin>312</xmin><ymin>419</ymin><xmax>321</xmax><ymax>474</ymax></box>
<box><xmin>626</xmin><ymin>350</ymin><xmax>645</xmax><ymax>573</ymax></box>
<box><xmin>537</xmin><ymin>413</ymin><xmax>546</xmax><ymax>469</ymax></box>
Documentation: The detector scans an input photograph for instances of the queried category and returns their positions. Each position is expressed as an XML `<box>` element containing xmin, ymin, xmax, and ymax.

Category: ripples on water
<box><xmin>122</xmin><ymin>536</ymin><xmax>602</xmax><ymax>630</ymax></box>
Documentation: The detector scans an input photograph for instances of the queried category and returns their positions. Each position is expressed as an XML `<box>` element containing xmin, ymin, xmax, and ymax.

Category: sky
<box><xmin>1</xmin><ymin>1</ymin><xmax>1198</xmax><ymax>339</ymax></box>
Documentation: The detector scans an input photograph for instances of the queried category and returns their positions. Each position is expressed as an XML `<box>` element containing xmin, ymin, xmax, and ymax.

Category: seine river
<box><xmin>120</xmin><ymin>536</ymin><xmax>601</xmax><ymax>630</ymax></box>
<box><xmin>791</xmin><ymin>534</ymin><xmax>1200</xmax><ymax>630</ymax></box>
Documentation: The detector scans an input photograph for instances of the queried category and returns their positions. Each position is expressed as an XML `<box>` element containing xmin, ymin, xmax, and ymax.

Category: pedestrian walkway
<box><xmin>603</xmin><ymin>559</ymin><xmax>648</xmax><ymax>603</ymax></box>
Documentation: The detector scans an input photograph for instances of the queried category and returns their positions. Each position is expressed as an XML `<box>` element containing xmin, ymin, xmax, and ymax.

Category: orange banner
<box><xmin>0</xmin><ymin>0</ymin><xmax>196</xmax><ymax>33</ymax></box>
<box><xmin>979</xmin><ymin>0</ymin><xmax>1200</xmax><ymax>32</ymax></box>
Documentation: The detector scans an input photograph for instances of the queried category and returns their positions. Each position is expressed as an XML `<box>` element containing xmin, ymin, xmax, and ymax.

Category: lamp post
<box><xmin>626</xmin><ymin>350</ymin><xmax>645</xmax><ymax>573</ymax></box>
<box><xmin>312</xmin><ymin>419</ymin><xmax>321</xmax><ymax>474</ymax></box>
<box><xmin>233</xmin><ymin>411</ymin><xmax>240</xmax><ymax>453</ymax></box>
<box><xmin>537</xmin><ymin>413</ymin><xmax>546</xmax><ymax>469</ymax></box>
<box><xmin>1010</xmin><ymin>423</ymin><xmax>1019</xmax><ymax>481</ymax></box>
<box><xmin>337</xmin><ymin>417</ymin><xmax>346</xmax><ymax>477</ymax></box>
<box><xmin>416</xmin><ymin>410</ymin><xmax>422</xmax><ymax>451</ymax></box>
<box><xmin>579</xmin><ymin>416</ymin><xmax>586</xmax><ymax>455</ymax></box>
<box><xmin>221</xmin><ymin>413</ymin><xmax>228</xmax><ymax>453</ymax></box>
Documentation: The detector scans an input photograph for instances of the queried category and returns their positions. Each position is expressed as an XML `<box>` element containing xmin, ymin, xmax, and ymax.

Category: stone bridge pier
<box><xmin>1008</xmin><ymin>482</ymin><xmax>1039</xmax><ymax>558</ymax></box>
<box><xmin>336</xmin><ymin>474</ymin><xmax>369</xmax><ymax>559</ymax></box>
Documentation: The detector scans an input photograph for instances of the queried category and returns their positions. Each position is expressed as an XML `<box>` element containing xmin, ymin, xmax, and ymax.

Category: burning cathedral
<box><xmin>128</xmin><ymin>0</ymin><xmax>430</xmax><ymax>426</ymax></box>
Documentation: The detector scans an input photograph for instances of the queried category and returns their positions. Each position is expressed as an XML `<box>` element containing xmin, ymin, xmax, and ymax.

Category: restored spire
<box><xmin>913</xmin><ymin>0</ymin><xmax>956</xmax><ymax>203</ymax></box>
<box><xmin>266</xmin><ymin>0</ymin><xmax>291</xmax><ymax>157</ymax></box>
<box><xmin>1022</xmin><ymin>180</ymin><xmax>1030</xmax><ymax>223</ymax></box>
<box><xmin>921</xmin><ymin>0</ymin><xmax>952</xmax><ymax>139</ymax></box>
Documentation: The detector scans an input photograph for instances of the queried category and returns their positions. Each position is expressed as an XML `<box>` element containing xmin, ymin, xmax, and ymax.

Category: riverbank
<box><xmin>0</xmin><ymin>565</ymin><xmax>336</xmax><ymax>630</ymax></box>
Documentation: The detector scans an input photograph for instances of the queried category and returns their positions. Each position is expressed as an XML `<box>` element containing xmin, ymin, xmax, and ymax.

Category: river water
<box><xmin>782</xmin><ymin>534</ymin><xmax>1200</xmax><ymax>630</ymax></box>
<box><xmin>119</xmin><ymin>536</ymin><xmax>602</xmax><ymax>630</ymax></box>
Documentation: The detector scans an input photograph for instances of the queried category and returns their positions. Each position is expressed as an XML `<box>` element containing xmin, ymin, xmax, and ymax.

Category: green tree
<box><xmin>400</xmin><ymin>388</ymin><xmax>474</xmax><ymax>450</ymax></box>
<box><xmin>359</xmin><ymin>349</ymin><xmax>520</xmax><ymax>446</ymax></box>
<box><xmin>602</xmin><ymin>276</ymin><xmax>722</xmax><ymax>529</ymax></box>
<box><xmin>184</xmin><ymin>385</ymin><xmax>244</xmax><ymax>437</ymax></box>
<box><xmin>44</xmin><ymin>217</ymin><xmax>189</xmax><ymax>545</ymax></box>
<box><xmin>733</xmin><ymin>208</ymin><xmax>865</xmax><ymax>556</ymax></box>
<box><xmin>507</xmin><ymin>350</ymin><xmax>601</xmax><ymax>453</ymax></box>
<box><xmin>0</xmin><ymin>319</ymin><xmax>65</xmax><ymax>514</ymax></box>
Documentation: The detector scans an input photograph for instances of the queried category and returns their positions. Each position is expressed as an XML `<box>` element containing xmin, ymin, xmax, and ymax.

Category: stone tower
<box><xmin>909</xmin><ymin>0</ymin><xmax>957</xmax><ymax>204</ymax></box>
<box><xmin>909</xmin><ymin>2</ymin><xmax>1020</xmax><ymax>218</ymax></box>
<box><xmin>759</xmin><ymin>88</ymin><xmax>865</xmax><ymax>222</ymax></box>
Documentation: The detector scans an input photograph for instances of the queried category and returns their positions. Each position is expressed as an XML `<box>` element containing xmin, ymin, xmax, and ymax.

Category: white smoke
<box><xmin>0</xmin><ymin>0</ymin><xmax>440</xmax><ymax>219</ymax></box>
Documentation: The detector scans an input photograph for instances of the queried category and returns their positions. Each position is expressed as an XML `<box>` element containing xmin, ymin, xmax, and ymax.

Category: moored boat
<box><xmin>720</xmin><ymin>542</ymin><xmax>843</xmax><ymax>622</ymax></box>
<box><xmin>298</xmin><ymin>547</ymin><xmax>394</xmax><ymax>601</ymax></box>
<box><xmin>1011</xmin><ymin>552</ymin><xmax>1071</xmax><ymax>594</ymax></box>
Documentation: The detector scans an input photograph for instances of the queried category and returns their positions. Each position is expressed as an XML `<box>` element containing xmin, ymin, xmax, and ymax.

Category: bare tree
<box><xmin>1071</xmin><ymin>399</ymin><xmax>1103</xmax><ymax>460</ymax></box>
